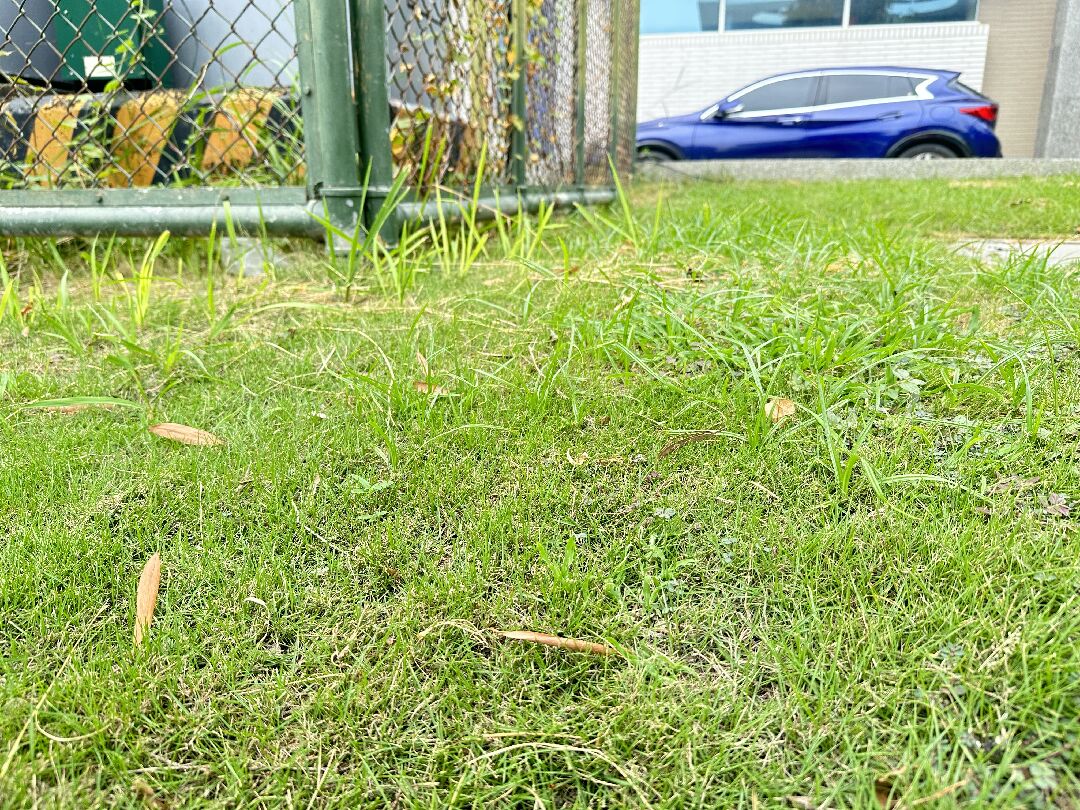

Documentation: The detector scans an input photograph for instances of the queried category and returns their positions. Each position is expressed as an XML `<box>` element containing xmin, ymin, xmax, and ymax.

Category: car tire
<box><xmin>896</xmin><ymin>143</ymin><xmax>959</xmax><ymax>160</ymax></box>
<box><xmin>637</xmin><ymin>147</ymin><xmax>675</xmax><ymax>162</ymax></box>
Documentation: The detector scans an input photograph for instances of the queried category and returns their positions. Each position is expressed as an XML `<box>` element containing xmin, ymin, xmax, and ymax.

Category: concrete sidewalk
<box><xmin>636</xmin><ymin>158</ymin><xmax>1080</xmax><ymax>183</ymax></box>
<box><xmin>955</xmin><ymin>239</ymin><xmax>1080</xmax><ymax>268</ymax></box>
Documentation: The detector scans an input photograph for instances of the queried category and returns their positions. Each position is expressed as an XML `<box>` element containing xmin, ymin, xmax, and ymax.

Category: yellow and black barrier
<box><xmin>0</xmin><ymin>88</ymin><xmax>301</xmax><ymax>188</ymax></box>
<box><xmin>0</xmin><ymin>88</ymin><xmax>484</xmax><ymax>190</ymax></box>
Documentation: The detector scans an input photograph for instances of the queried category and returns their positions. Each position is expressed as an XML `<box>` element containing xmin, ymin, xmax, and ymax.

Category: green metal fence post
<box><xmin>575</xmin><ymin>0</ymin><xmax>588</xmax><ymax>188</ymax></box>
<box><xmin>351</xmin><ymin>0</ymin><xmax>400</xmax><ymax>242</ymax></box>
<box><xmin>510</xmin><ymin>0</ymin><xmax>528</xmax><ymax>190</ymax></box>
<box><xmin>295</xmin><ymin>0</ymin><xmax>365</xmax><ymax>237</ymax></box>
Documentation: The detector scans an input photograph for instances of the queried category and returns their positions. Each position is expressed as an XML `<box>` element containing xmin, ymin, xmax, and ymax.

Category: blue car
<box><xmin>636</xmin><ymin>67</ymin><xmax>1001</xmax><ymax>161</ymax></box>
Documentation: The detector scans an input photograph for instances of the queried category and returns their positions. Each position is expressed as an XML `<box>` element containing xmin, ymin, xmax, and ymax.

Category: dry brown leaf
<box><xmin>134</xmin><ymin>553</ymin><xmax>161</xmax><ymax>647</ymax></box>
<box><xmin>148</xmin><ymin>423</ymin><xmax>223</xmax><ymax>446</ymax></box>
<box><xmin>566</xmin><ymin>449</ymin><xmax>590</xmax><ymax>466</ymax></box>
<box><xmin>132</xmin><ymin>778</ymin><xmax>168</xmax><ymax>810</ymax></box>
<box><xmin>499</xmin><ymin>630</ymin><xmax>616</xmax><ymax>656</ymax></box>
<box><xmin>413</xmin><ymin>380</ymin><xmax>450</xmax><ymax>397</ymax></box>
<box><xmin>876</xmin><ymin>778</ymin><xmax>897</xmax><ymax>808</ymax></box>
<box><xmin>989</xmin><ymin>475</ymin><xmax>1040</xmax><ymax>495</ymax></box>
<box><xmin>416</xmin><ymin>351</ymin><xmax>430</xmax><ymax>377</ymax></box>
<box><xmin>1045</xmin><ymin>493</ymin><xmax>1071</xmax><ymax>518</ymax></box>
<box><xmin>765</xmin><ymin>397</ymin><xmax>797</xmax><ymax>423</ymax></box>
<box><xmin>19</xmin><ymin>302</ymin><xmax>33</xmax><ymax>317</ymax></box>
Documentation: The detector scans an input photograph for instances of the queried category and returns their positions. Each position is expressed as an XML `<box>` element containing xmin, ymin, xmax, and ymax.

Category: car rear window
<box><xmin>949</xmin><ymin>78</ymin><xmax>989</xmax><ymax>99</ymax></box>
<box><xmin>822</xmin><ymin>74</ymin><xmax>917</xmax><ymax>105</ymax></box>
<box><xmin>736</xmin><ymin>77</ymin><xmax>818</xmax><ymax>113</ymax></box>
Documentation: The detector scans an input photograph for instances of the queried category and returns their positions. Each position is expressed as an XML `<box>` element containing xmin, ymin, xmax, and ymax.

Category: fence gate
<box><xmin>0</xmin><ymin>0</ymin><xmax>639</xmax><ymax>240</ymax></box>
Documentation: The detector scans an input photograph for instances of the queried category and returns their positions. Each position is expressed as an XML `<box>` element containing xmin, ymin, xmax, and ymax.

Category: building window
<box><xmin>849</xmin><ymin>0</ymin><xmax>977</xmax><ymax>25</ymax></box>
<box><xmin>725</xmin><ymin>0</ymin><xmax>844</xmax><ymax>30</ymax></box>
<box><xmin>640</xmin><ymin>0</ymin><xmax>978</xmax><ymax>34</ymax></box>
<box><xmin>641</xmin><ymin>0</ymin><xmax>715</xmax><ymax>32</ymax></box>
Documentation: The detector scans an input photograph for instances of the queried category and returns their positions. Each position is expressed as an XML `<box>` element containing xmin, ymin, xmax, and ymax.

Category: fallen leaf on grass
<box><xmin>498</xmin><ymin>630</ymin><xmax>616</xmax><ymax>656</ymax></box>
<box><xmin>989</xmin><ymin>475</ymin><xmax>1040</xmax><ymax>495</ymax></box>
<box><xmin>148</xmin><ymin>423</ymin><xmax>223</xmax><ymax>446</ymax></box>
<box><xmin>19</xmin><ymin>302</ymin><xmax>33</xmax><ymax>317</ymax></box>
<box><xmin>1044</xmin><ymin>493</ymin><xmax>1071</xmax><ymax>518</ymax></box>
<box><xmin>134</xmin><ymin>553</ymin><xmax>161</xmax><ymax>647</ymax></box>
<box><xmin>416</xmin><ymin>351</ymin><xmax>429</xmax><ymax>377</ymax></box>
<box><xmin>566</xmin><ymin>449</ymin><xmax>590</xmax><ymax>466</ymax></box>
<box><xmin>765</xmin><ymin>397</ymin><xmax>797</xmax><ymax>423</ymax></box>
<box><xmin>876</xmin><ymin>778</ymin><xmax>898</xmax><ymax>808</ymax></box>
<box><xmin>132</xmin><ymin>778</ymin><xmax>168</xmax><ymax>809</ymax></box>
<box><xmin>413</xmin><ymin>380</ymin><xmax>451</xmax><ymax>397</ymax></box>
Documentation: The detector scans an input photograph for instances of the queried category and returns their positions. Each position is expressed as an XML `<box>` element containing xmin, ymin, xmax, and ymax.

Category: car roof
<box><xmin>767</xmin><ymin>66</ymin><xmax>956</xmax><ymax>80</ymax></box>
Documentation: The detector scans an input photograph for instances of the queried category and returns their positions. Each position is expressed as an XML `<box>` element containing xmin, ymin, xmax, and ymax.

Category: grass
<box><xmin>2</xmin><ymin>174</ymin><xmax>1080</xmax><ymax>808</ymax></box>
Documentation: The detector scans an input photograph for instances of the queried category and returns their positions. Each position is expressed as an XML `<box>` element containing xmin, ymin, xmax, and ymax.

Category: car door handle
<box><xmin>777</xmin><ymin>115</ymin><xmax>807</xmax><ymax>126</ymax></box>
<box><xmin>877</xmin><ymin>111</ymin><xmax>903</xmax><ymax>120</ymax></box>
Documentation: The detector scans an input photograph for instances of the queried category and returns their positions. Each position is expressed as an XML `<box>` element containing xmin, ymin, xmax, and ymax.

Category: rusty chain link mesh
<box><xmin>582</xmin><ymin>0</ymin><xmax>611</xmax><ymax>184</ymax></box>
<box><xmin>523</xmin><ymin>0</ymin><xmax>576</xmax><ymax>186</ymax></box>
<box><xmin>0</xmin><ymin>0</ymin><xmax>303</xmax><ymax>189</ymax></box>
<box><xmin>387</xmin><ymin>0</ymin><xmax>514</xmax><ymax>188</ymax></box>
<box><xmin>0</xmin><ymin>0</ymin><xmax>636</xmax><ymax>194</ymax></box>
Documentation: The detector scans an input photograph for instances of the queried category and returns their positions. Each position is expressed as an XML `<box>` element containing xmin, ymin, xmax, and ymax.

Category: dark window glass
<box><xmin>949</xmin><ymin>78</ymin><xmax>987</xmax><ymax>98</ymax></box>
<box><xmin>850</xmin><ymin>0</ymin><xmax>978</xmax><ymax>25</ymax></box>
<box><xmin>735</xmin><ymin>77</ymin><xmax>818</xmax><ymax>112</ymax></box>
<box><xmin>822</xmin><ymin>74</ymin><xmax>917</xmax><ymax>104</ymax></box>
<box><xmin>888</xmin><ymin>76</ymin><xmax>918</xmax><ymax>97</ymax></box>
<box><xmin>725</xmin><ymin>0</ymin><xmax>844</xmax><ymax>30</ymax></box>
<box><xmin>640</xmin><ymin>0</ymin><xmax>718</xmax><ymax>32</ymax></box>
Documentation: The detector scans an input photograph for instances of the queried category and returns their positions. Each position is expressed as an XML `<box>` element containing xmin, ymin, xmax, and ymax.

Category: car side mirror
<box><xmin>702</xmin><ymin>102</ymin><xmax>742</xmax><ymax>121</ymax></box>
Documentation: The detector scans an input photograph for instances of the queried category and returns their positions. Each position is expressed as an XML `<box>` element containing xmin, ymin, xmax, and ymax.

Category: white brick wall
<box><xmin>638</xmin><ymin>22</ymin><xmax>990</xmax><ymax>122</ymax></box>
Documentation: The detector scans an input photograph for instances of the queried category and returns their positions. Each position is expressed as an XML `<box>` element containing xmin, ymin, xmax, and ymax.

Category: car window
<box><xmin>821</xmin><ymin>74</ymin><xmax>917</xmax><ymax>105</ymax></box>
<box><xmin>735</xmin><ymin>77</ymin><xmax>818</xmax><ymax>113</ymax></box>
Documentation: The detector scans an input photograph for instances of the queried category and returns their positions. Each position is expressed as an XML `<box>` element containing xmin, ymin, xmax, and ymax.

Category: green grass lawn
<box><xmin>3</xmin><ymin>176</ymin><xmax>1080</xmax><ymax>808</ymax></box>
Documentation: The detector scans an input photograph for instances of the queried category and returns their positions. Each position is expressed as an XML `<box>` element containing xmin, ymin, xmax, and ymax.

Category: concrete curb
<box><xmin>635</xmin><ymin>158</ymin><xmax>1080</xmax><ymax>182</ymax></box>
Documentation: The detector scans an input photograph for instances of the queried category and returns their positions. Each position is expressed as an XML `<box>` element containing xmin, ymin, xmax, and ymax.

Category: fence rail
<box><xmin>0</xmin><ymin>0</ymin><xmax>638</xmax><ymax>239</ymax></box>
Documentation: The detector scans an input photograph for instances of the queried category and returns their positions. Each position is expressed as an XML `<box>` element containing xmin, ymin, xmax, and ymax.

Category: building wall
<box><xmin>979</xmin><ymin>0</ymin><xmax>1058</xmax><ymax>157</ymax></box>
<box><xmin>638</xmin><ymin>23</ymin><xmax>989</xmax><ymax>123</ymax></box>
<box><xmin>1038</xmin><ymin>0</ymin><xmax>1080</xmax><ymax>157</ymax></box>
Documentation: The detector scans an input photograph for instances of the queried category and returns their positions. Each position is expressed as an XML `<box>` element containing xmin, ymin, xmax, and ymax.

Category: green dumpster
<box><xmin>53</xmin><ymin>0</ymin><xmax>171</xmax><ymax>87</ymax></box>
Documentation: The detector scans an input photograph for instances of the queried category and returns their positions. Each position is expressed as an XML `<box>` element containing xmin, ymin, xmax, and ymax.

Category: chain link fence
<box><xmin>0</xmin><ymin>1</ymin><xmax>303</xmax><ymax>189</ymax></box>
<box><xmin>0</xmin><ymin>0</ymin><xmax>638</xmax><ymax>237</ymax></box>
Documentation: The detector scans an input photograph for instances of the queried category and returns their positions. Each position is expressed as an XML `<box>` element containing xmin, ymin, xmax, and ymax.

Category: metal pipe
<box><xmin>0</xmin><ymin>204</ymin><xmax>326</xmax><ymax>238</ymax></box>
<box><xmin>0</xmin><ymin>190</ymin><xmax>615</xmax><ymax>237</ymax></box>
<box><xmin>399</xmin><ymin>188</ymin><xmax>615</xmax><ymax>224</ymax></box>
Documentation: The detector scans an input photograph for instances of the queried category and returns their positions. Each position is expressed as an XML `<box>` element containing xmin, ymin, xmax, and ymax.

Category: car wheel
<box><xmin>637</xmin><ymin>147</ymin><xmax>674</xmax><ymax>162</ymax></box>
<box><xmin>896</xmin><ymin>143</ymin><xmax>959</xmax><ymax>160</ymax></box>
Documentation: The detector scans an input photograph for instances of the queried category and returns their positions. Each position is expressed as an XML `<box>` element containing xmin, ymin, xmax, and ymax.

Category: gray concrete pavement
<box><xmin>955</xmin><ymin>239</ymin><xmax>1080</xmax><ymax>268</ymax></box>
<box><xmin>636</xmin><ymin>158</ymin><xmax>1080</xmax><ymax>183</ymax></box>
